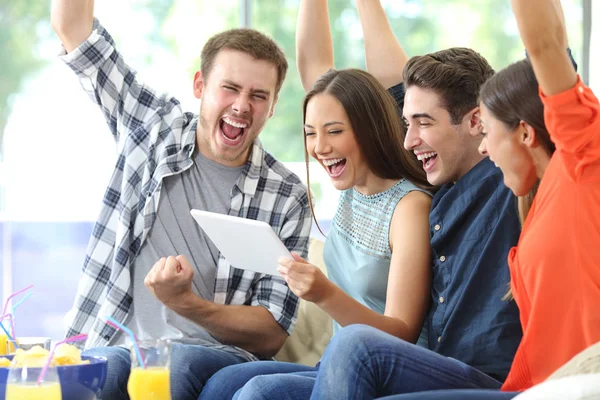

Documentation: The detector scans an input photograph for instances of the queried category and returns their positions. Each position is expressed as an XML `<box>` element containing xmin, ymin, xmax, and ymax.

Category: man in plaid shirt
<box><xmin>51</xmin><ymin>0</ymin><xmax>311</xmax><ymax>398</ymax></box>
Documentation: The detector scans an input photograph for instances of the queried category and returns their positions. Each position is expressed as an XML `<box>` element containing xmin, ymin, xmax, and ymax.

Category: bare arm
<box><xmin>296</xmin><ymin>0</ymin><xmax>335</xmax><ymax>92</ymax></box>
<box><xmin>293</xmin><ymin>191</ymin><xmax>431</xmax><ymax>342</ymax></box>
<box><xmin>51</xmin><ymin>0</ymin><xmax>95</xmax><ymax>52</ymax></box>
<box><xmin>168</xmin><ymin>293</ymin><xmax>287</xmax><ymax>358</ymax></box>
<box><xmin>356</xmin><ymin>0</ymin><xmax>409</xmax><ymax>89</ymax></box>
<box><xmin>511</xmin><ymin>0</ymin><xmax>577</xmax><ymax>95</ymax></box>
<box><xmin>146</xmin><ymin>256</ymin><xmax>288</xmax><ymax>358</ymax></box>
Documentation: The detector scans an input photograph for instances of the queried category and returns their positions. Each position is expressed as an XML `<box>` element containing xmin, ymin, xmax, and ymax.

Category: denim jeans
<box><xmin>310</xmin><ymin>325</ymin><xmax>503</xmax><ymax>400</ymax></box>
<box><xmin>379</xmin><ymin>390</ymin><xmax>519</xmax><ymax>399</ymax></box>
<box><xmin>234</xmin><ymin>371</ymin><xmax>317</xmax><ymax>400</ymax></box>
<box><xmin>200</xmin><ymin>360</ymin><xmax>317</xmax><ymax>400</ymax></box>
<box><xmin>83</xmin><ymin>343</ymin><xmax>246</xmax><ymax>400</ymax></box>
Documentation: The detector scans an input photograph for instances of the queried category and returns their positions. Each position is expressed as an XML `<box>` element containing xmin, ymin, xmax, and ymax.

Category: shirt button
<box><xmin>578</xmin><ymin>86</ymin><xmax>584</xmax><ymax>94</ymax></box>
<box><xmin>438</xmin><ymin>336</ymin><xmax>442</xmax><ymax>343</ymax></box>
<box><xmin>439</xmin><ymin>296</ymin><xmax>445</xmax><ymax>303</ymax></box>
<box><xmin>440</xmin><ymin>255</ymin><xmax>446</xmax><ymax>262</ymax></box>
<box><xmin>434</xmin><ymin>224</ymin><xmax>441</xmax><ymax>231</ymax></box>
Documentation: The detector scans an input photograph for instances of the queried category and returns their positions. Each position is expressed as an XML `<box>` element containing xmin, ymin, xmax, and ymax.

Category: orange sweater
<box><xmin>502</xmin><ymin>76</ymin><xmax>600</xmax><ymax>391</ymax></box>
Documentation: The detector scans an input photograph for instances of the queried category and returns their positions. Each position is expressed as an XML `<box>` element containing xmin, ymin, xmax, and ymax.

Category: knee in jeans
<box><xmin>169</xmin><ymin>344</ymin><xmax>195</xmax><ymax>375</ymax></box>
<box><xmin>241</xmin><ymin>375</ymin><xmax>277</xmax><ymax>396</ymax></box>
<box><xmin>331</xmin><ymin>324</ymin><xmax>377</xmax><ymax>349</ymax></box>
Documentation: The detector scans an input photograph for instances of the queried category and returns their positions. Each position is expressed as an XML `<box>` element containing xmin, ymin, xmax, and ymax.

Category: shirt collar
<box><xmin>433</xmin><ymin>158</ymin><xmax>500</xmax><ymax>208</ymax></box>
<box><xmin>236</xmin><ymin>139</ymin><xmax>265</xmax><ymax>197</ymax></box>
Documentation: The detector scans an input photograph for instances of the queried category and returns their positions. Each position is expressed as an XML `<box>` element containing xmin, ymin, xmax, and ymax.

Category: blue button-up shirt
<box><xmin>427</xmin><ymin>158</ymin><xmax>522</xmax><ymax>381</ymax></box>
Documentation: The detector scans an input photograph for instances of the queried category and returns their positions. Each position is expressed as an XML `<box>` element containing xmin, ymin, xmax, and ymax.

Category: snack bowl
<box><xmin>0</xmin><ymin>355</ymin><xmax>107</xmax><ymax>400</ymax></box>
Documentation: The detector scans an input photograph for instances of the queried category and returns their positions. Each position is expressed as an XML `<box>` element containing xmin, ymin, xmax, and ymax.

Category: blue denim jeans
<box><xmin>310</xmin><ymin>325</ymin><xmax>503</xmax><ymax>400</ymax></box>
<box><xmin>234</xmin><ymin>370</ymin><xmax>317</xmax><ymax>400</ymax></box>
<box><xmin>83</xmin><ymin>344</ymin><xmax>246</xmax><ymax>400</ymax></box>
<box><xmin>379</xmin><ymin>390</ymin><xmax>519</xmax><ymax>399</ymax></box>
<box><xmin>200</xmin><ymin>360</ymin><xmax>317</xmax><ymax>400</ymax></box>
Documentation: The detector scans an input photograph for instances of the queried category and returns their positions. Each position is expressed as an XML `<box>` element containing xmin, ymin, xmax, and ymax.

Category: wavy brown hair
<box><xmin>303</xmin><ymin>69</ymin><xmax>435</xmax><ymax>235</ymax></box>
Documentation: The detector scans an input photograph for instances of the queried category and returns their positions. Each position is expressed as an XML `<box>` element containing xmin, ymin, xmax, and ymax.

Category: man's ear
<box><xmin>466</xmin><ymin>107</ymin><xmax>482</xmax><ymax>138</ymax></box>
<box><xmin>193</xmin><ymin>70</ymin><xmax>205</xmax><ymax>99</ymax></box>
<box><xmin>269</xmin><ymin>94</ymin><xmax>279</xmax><ymax>118</ymax></box>
<box><xmin>520</xmin><ymin>121</ymin><xmax>538</xmax><ymax>148</ymax></box>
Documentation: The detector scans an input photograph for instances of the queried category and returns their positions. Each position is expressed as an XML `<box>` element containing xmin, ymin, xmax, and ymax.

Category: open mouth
<box><xmin>322</xmin><ymin>158</ymin><xmax>347</xmax><ymax>178</ymax></box>
<box><xmin>416</xmin><ymin>151</ymin><xmax>438</xmax><ymax>171</ymax></box>
<box><xmin>219</xmin><ymin>116</ymin><xmax>248</xmax><ymax>146</ymax></box>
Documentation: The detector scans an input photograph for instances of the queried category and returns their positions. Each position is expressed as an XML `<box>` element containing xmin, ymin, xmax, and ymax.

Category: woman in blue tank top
<box><xmin>199</xmin><ymin>69</ymin><xmax>435</xmax><ymax>400</ymax></box>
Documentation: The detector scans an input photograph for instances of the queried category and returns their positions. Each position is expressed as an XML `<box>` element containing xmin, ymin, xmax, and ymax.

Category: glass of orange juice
<box><xmin>5</xmin><ymin>359</ymin><xmax>62</xmax><ymax>400</ymax></box>
<box><xmin>127</xmin><ymin>339</ymin><xmax>171</xmax><ymax>400</ymax></box>
<box><xmin>0</xmin><ymin>333</ymin><xmax>8</xmax><ymax>356</ymax></box>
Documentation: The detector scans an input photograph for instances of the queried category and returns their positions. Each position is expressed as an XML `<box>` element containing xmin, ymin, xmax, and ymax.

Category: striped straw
<box><xmin>106</xmin><ymin>316</ymin><xmax>146</xmax><ymax>369</ymax></box>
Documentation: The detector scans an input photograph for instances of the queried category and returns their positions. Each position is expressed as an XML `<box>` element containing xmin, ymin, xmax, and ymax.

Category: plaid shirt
<box><xmin>60</xmin><ymin>19</ymin><xmax>311</xmax><ymax>351</ymax></box>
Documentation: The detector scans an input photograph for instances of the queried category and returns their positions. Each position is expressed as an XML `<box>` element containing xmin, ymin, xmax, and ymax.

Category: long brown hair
<box><xmin>480</xmin><ymin>59</ymin><xmax>555</xmax><ymax>300</ymax></box>
<box><xmin>480</xmin><ymin>59</ymin><xmax>555</xmax><ymax>225</ymax></box>
<box><xmin>302</xmin><ymin>69</ymin><xmax>434</xmax><ymax>235</ymax></box>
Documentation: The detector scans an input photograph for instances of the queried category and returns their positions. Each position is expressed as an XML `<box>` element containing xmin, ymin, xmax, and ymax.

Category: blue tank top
<box><xmin>323</xmin><ymin>179</ymin><xmax>430</xmax><ymax>335</ymax></box>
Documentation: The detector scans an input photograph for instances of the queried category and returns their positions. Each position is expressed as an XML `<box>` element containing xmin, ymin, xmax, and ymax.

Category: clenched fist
<box><xmin>145</xmin><ymin>255</ymin><xmax>194</xmax><ymax>308</ymax></box>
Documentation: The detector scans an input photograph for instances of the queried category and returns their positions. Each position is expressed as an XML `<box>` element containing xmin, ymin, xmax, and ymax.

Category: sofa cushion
<box><xmin>275</xmin><ymin>238</ymin><xmax>333</xmax><ymax>366</ymax></box>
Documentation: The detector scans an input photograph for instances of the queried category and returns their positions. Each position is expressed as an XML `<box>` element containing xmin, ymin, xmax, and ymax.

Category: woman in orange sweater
<box><xmin>371</xmin><ymin>0</ymin><xmax>600</xmax><ymax>398</ymax></box>
<box><xmin>486</xmin><ymin>0</ymin><xmax>600</xmax><ymax>392</ymax></box>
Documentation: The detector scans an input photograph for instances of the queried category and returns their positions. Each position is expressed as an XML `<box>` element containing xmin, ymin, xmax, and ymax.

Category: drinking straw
<box><xmin>106</xmin><ymin>316</ymin><xmax>146</xmax><ymax>369</ymax></box>
<box><xmin>1</xmin><ymin>284</ymin><xmax>34</xmax><ymax>317</ymax></box>
<box><xmin>0</xmin><ymin>313</ymin><xmax>17</xmax><ymax>346</ymax></box>
<box><xmin>0</xmin><ymin>321</ymin><xmax>18</xmax><ymax>349</ymax></box>
<box><xmin>36</xmin><ymin>333</ymin><xmax>88</xmax><ymax>386</ymax></box>
<box><xmin>11</xmin><ymin>292</ymin><xmax>33</xmax><ymax>315</ymax></box>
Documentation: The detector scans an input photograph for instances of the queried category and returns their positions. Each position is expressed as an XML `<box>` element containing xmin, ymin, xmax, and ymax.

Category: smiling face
<box><xmin>403</xmin><ymin>86</ymin><xmax>484</xmax><ymax>186</ymax></box>
<box><xmin>479</xmin><ymin>104</ymin><xmax>541</xmax><ymax>196</ymax></box>
<box><xmin>193</xmin><ymin>49</ymin><xmax>279</xmax><ymax>167</ymax></box>
<box><xmin>304</xmin><ymin>93</ymin><xmax>374</xmax><ymax>192</ymax></box>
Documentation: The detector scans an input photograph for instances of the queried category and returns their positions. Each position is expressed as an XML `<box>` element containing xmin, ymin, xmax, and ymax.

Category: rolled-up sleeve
<box><xmin>540</xmin><ymin>76</ymin><xmax>600</xmax><ymax>179</ymax></box>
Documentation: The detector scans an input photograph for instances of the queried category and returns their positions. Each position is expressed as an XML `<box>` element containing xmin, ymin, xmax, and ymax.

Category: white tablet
<box><xmin>190</xmin><ymin>209</ymin><xmax>292</xmax><ymax>276</ymax></box>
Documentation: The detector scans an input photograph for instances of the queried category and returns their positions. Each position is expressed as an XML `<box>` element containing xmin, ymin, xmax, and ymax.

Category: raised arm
<box><xmin>296</xmin><ymin>0</ymin><xmax>335</xmax><ymax>92</ymax></box>
<box><xmin>511</xmin><ymin>0</ymin><xmax>577</xmax><ymax>95</ymax></box>
<box><xmin>51</xmin><ymin>0</ymin><xmax>173</xmax><ymax>146</ymax></box>
<box><xmin>51</xmin><ymin>0</ymin><xmax>94</xmax><ymax>53</ymax></box>
<box><xmin>356</xmin><ymin>0</ymin><xmax>409</xmax><ymax>89</ymax></box>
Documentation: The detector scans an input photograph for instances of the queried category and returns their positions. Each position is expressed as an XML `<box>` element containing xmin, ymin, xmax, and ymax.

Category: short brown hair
<box><xmin>403</xmin><ymin>48</ymin><xmax>495</xmax><ymax>124</ymax></box>
<box><xmin>200</xmin><ymin>29</ymin><xmax>288</xmax><ymax>94</ymax></box>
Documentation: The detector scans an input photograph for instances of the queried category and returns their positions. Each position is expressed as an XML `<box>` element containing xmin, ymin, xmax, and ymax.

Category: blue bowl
<box><xmin>0</xmin><ymin>355</ymin><xmax>107</xmax><ymax>400</ymax></box>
